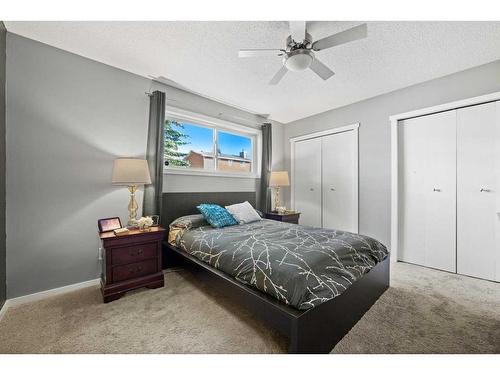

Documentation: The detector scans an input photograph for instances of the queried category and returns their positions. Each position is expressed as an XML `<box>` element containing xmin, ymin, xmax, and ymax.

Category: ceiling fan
<box><xmin>238</xmin><ymin>22</ymin><xmax>367</xmax><ymax>85</ymax></box>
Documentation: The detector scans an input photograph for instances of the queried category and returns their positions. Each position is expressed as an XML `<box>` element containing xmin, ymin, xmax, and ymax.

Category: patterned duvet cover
<box><xmin>173</xmin><ymin>219</ymin><xmax>388</xmax><ymax>310</ymax></box>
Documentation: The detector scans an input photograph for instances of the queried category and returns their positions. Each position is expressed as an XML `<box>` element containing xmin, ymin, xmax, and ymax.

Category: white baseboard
<box><xmin>0</xmin><ymin>271</ymin><xmax>180</xmax><ymax>322</ymax></box>
<box><xmin>1</xmin><ymin>278</ymin><xmax>101</xmax><ymax>318</ymax></box>
<box><xmin>0</xmin><ymin>300</ymin><xmax>10</xmax><ymax>322</ymax></box>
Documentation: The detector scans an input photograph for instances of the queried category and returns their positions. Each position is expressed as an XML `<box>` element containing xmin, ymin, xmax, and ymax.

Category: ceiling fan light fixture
<box><xmin>284</xmin><ymin>49</ymin><xmax>313</xmax><ymax>72</ymax></box>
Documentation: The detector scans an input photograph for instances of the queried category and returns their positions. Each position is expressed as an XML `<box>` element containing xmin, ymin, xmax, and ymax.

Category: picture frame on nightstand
<box><xmin>97</xmin><ymin>217</ymin><xmax>122</xmax><ymax>233</ymax></box>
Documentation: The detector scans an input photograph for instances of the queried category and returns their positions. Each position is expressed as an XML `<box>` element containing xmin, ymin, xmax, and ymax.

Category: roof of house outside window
<box><xmin>185</xmin><ymin>150</ymin><xmax>251</xmax><ymax>163</ymax></box>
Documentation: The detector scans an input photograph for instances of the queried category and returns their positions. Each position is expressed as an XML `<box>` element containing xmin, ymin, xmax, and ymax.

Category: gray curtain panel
<box><xmin>143</xmin><ymin>90</ymin><xmax>166</xmax><ymax>216</ymax></box>
<box><xmin>259</xmin><ymin>123</ymin><xmax>272</xmax><ymax>213</ymax></box>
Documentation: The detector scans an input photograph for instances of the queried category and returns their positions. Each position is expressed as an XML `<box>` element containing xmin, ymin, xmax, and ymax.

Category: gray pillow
<box><xmin>169</xmin><ymin>214</ymin><xmax>208</xmax><ymax>230</ymax></box>
<box><xmin>225</xmin><ymin>201</ymin><xmax>262</xmax><ymax>224</ymax></box>
<box><xmin>168</xmin><ymin>214</ymin><xmax>209</xmax><ymax>246</ymax></box>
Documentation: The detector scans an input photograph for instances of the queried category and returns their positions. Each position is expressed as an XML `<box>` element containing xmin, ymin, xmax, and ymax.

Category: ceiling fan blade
<box><xmin>289</xmin><ymin>21</ymin><xmax>306</xmax><ymax>42</ymax></box>
<box><xmin>312</xmin><ymin>23</ymin><xmax>367</xmax><ymax>51</ymax></box>
<box><xmin>269</xmin><ymin>65</ymin><xmax>288</xmax><ymax>85</ymax></box>
<box><xmin>238</xmin><ymin>49</ymin><xmax>284</xmax><ymax>58</ymax></box>
<box><xmin>309</xmin><ymin>58</ymin><xmax>335</xmax><ymax>80</ymax></box>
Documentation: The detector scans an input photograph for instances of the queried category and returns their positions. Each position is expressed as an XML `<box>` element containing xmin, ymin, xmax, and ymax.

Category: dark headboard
<box><xmin>161</xmin><ymin>192</ymin><xmax>257</xmax><ymax>228</ymax></box>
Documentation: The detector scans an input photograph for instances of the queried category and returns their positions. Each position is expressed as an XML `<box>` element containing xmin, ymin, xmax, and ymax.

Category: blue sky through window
<box><xmin>176</xmin><ymin>123</ymin><xmax>213</xmax><ymax>154</ymax></box>
<box><xmin>218</xmin><ymin>131</ymin><xmax>252</xmax><ymax>159</ymax></box>
<box><xmin>175</xmin><ymin>121</ymin><xmax>252</xmax><ymax>159</ymax></box>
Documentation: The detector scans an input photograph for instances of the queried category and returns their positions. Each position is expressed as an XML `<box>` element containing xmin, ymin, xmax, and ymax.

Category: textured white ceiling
<box><xmin>5</xmin><ymin>21</ymin><xmax>500</xmax><ymax>123</ymax></box>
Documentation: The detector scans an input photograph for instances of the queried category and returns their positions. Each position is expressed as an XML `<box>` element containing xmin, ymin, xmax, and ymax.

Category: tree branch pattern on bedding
<box><xmin>175</xmin><ymin>219</ymin><xmax>388</xmax><ymax>310</ymax></box>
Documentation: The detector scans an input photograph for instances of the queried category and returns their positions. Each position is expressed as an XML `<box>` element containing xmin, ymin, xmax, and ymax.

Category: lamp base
<box><xmin>127</xmin><ymin>185</ymin><xmax>138</xmax><ymax>226</ymax></box>
<box><xmin>274</xmin><ymin>186</ymin><xmax>281</xmax><ymax>212</ymax></box>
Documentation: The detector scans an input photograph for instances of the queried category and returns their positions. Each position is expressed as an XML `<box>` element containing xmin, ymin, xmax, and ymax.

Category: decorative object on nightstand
<box><xmin>112</xmin><ymin>158</ymin><xmax>152</xmax><ymax>226</ymax></box>
<box><xmin>265</xmin><ymin>211</ymin><xmax>301</xmax><ymax>224</ymax></box>
<box><xmin>269</xmin><ymin>171</ymin><xmax>290</xmax><ymax>213</ymax></box>
<box><xmin>137</xmin><ymin>216</ymin><xmax>154</xmax><ymax>231</ymax></box>
<box><xmin>151</xmin><ymin>214</ymin><xmax>160</xmax><ymax>226</ymax></box>
<box><xmin>99</xmin><ymin>226</ymin><xmax>166</xmax><ymax>303</ymax></box>
<box><xmin>113</xmin><ymin>227</ymin><xmax>130</xmax><ymax>235</ymax></box>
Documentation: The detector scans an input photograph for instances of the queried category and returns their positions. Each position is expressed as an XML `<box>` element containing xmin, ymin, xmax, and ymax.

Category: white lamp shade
<box><xmin>269</xmin><ymin>171</ymin><xmax>290</xmax><ymax>187</ymax></box>
<box><xmin>112</xmin><ymin>158</ymin><xmax>152</xmax><ymax>186</ymax></box>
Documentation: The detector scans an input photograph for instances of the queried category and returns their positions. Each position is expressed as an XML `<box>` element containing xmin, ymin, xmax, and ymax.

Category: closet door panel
<box><xmin>399</xmin><ymin>111</ymin><xmax>456</xmax><ymax>272</ymax></box>
<box><xmin>294</xmin><ymin>137</ymin><xmax>322</xmax><ymax>227</ymax></box>
<box><xmin>497</xmin><ymin>101</ymin><xmax>500</xmax><ymax>282</ymax></box>
<box><xmin>399</xmin><ymin>118</ymin><xmax>428</xmax><ymax>266</ymax></box>
<box><xmin>423</xmin><ymin>111</ymin><xmax>457</xmax><ymax>272</ymax></box>
<box><xmin>457</xmin><ymin>102</ymin><xmax>499</xmax><ymax>281</ymax></box>
<box><xmin>322</xmin><ymin>130</ymin><xmax>357</xmax><ymax>232</ymax></box>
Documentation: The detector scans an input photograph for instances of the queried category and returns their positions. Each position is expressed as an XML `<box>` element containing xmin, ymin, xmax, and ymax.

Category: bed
<box><xmin>161</xmin><ymin>192</ymin><xmax>390</xmax><ymax>353</ymax></box>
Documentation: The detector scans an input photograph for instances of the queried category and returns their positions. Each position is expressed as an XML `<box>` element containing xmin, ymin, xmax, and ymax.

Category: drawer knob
<box><xmin>129</xmin><ymin>249</ymin><xmax>143</xmax><ymax>256</ymax></box>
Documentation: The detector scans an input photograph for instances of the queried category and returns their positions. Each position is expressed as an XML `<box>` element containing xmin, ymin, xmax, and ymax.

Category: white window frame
<box><xmin>164</xmin><ymin>107</ymin><xmax>262</xmax><ymax>178</ymax></box>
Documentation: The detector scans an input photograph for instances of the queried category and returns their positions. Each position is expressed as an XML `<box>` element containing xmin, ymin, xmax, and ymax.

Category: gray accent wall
<box><xmin>0</xmin><ymin>22</ymin><xmax>6</xmax><ymax>309</ymax></box>
<box><xmin>283</xmin><ymin>59</ymin><xmax>500</xmax><ymax>248</ymax></box>
<box><xmin>6</xmin><ymin>33</ymin><xmax>283</xmax><ymax>298</ymax></box>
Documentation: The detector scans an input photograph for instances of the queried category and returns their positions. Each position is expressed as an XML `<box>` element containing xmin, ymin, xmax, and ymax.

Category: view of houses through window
<box><xmin>164</xmin><ymin>118</ymin><xmax>254</xmax><ymax>174</ymax></box>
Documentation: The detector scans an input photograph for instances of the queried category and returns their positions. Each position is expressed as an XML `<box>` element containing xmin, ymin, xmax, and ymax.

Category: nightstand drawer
<box><xmin>281</xmin><ymin>215</ymin><xmax>300</xmax><ymax>223</ymax></box>
<box><xmin>100</xmin><ymin>226</ymin><xmax>166</xmax><ymax>303</ymax></box>
<box><xmin>112</xmin><ymin>242</ymin><xmax>158</xmax><ymax>265</ymax></box>
<box><xmin>112</xmin><ymin>259</ymin><xmax>158</xmax><ymax>283</ymax></box>
<box><xmin>265</xmin><ymin>212</ymin><xmax>300</xmax><ymax>224</ymax></box>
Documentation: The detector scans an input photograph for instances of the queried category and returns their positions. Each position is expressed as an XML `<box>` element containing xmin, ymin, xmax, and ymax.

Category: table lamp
<box><xmin>269</xmin><ymin>171</ymin><xmax>290</xmax><ymax>212</ymax></box>
<box><xmin>112</xmin><ymin>158</ymin><xmax>152</xmax><ymax>226</ymax></box>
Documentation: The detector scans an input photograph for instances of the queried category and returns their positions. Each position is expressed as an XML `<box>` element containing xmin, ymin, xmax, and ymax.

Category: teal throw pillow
<box><xmin>197</xmin><ymin>204</ymin><xmax>238</xmax><ymax>228</ymax></box>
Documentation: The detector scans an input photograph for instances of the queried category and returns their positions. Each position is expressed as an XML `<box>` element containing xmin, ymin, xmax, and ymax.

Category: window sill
<box><xmin>164</xmin><ymin>168</ymin><xmax>260</xmax><ymax>179</ymax></box>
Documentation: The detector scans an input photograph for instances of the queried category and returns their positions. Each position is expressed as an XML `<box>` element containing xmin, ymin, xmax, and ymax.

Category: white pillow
<box><xmin>225</xmin><ymin>201</ymin><xmax>262</xmax><ymax>224</ymax></box>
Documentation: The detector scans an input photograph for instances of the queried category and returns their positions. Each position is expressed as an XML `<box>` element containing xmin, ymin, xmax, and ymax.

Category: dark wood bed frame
<box><xmin>161</xmin><ymin>192</ymin><xmax>390</xmax><ymax>354</ymax></box>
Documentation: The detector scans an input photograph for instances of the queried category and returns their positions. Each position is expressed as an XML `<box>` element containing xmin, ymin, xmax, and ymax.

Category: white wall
<box><xmin>283</xmin><ymin>59</ymin><xmax>500</xmax><ymax>248</ymax></box>
<box><xmin>6</xmin><ymin>33</ymin><xmax>284</xmax><ymax>298</ymax></box>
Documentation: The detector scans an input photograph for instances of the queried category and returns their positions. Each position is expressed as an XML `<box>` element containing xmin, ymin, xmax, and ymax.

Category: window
<box><xmin>217</xmin><ymin>131</ymin><xmax>253</xmax><ymax>173</ymax></box>
<box><xmin>164</xmin><ymin>120</ymin><xmax>214</xmax><ymax>170</ymax></box>
<box><xmin>164</xmin><ymin>110</ymin><xmax>260</xmax><ymax>177</ymax></box>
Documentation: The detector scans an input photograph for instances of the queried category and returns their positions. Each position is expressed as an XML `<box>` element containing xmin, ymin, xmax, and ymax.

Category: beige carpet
<box><xmin>0</xmin><ymin>262</ymin><xmax>499</xmax><ymax>354</ymax></box>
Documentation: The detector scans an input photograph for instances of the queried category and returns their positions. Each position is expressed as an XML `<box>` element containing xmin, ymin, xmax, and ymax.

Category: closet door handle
<box><xmin>330</xmin><ymin>188</ymin><xmax>335</xmax><ymax>191</ymax></box>
<box><xmin>480</xmin><ymin>188</ymin><xmax>491</xmax><ymax>193</ymax></box>
<box><xmin>433</xmin><ymin>188</ymin><xmax>441</xmax><ymax>192</ymax></box>
<box><xmin>310</xmin><ymin>188</ymin><xmax>315</xmax><ymax>191</ymax></box>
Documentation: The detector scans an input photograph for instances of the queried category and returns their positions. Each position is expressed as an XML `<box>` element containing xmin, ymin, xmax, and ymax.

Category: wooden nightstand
<box><xmin>99</xmin><ymin>226</ymin><xmax>166</xmax><ymax>303</ymax></box>
<box><xmin>265</xmin><ymin>212</ymin><xmax>301</xmax><ymax>224</ymax></box>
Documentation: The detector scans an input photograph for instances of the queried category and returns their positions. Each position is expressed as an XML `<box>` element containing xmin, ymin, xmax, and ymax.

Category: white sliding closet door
<box><xmin>399</xmin><ymin>111</ymin><xmax>457</xmax><ymax>272</ymax></box>
<box><xmin>322</xmin><ymin>130</ymin><xmax>358</xmax><ymax>232</ymax></box>
<box><xmin>457</xmin><ymin>102</ymin><xmax>500</xmax><ymax>281</ymax></box>
<box><xmin>294</xmin><ymin>137</ymin><xmax>322</xmax><ymax>227</ymax></box>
